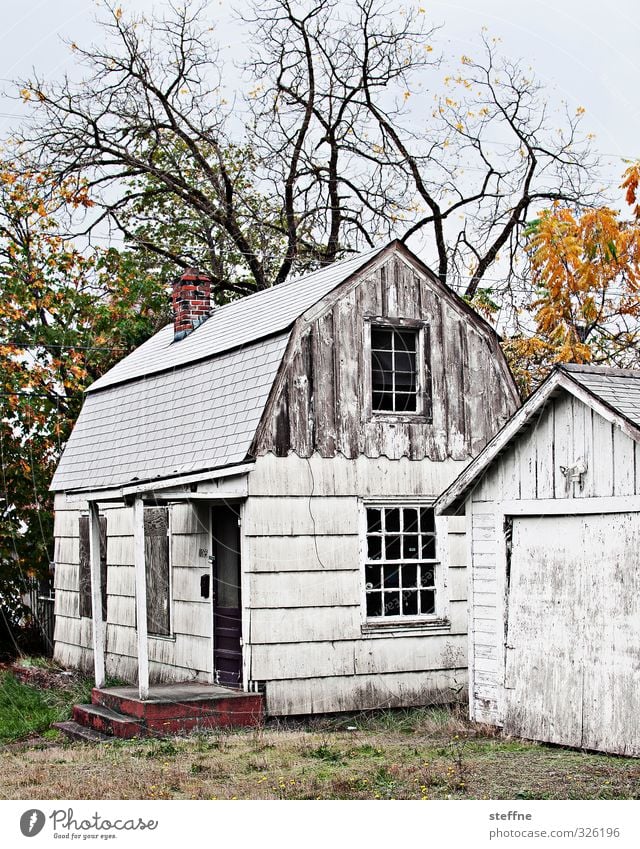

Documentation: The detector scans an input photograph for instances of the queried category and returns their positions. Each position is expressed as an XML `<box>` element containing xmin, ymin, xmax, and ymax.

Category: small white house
<box><xmin>51</xmin><ymin>240</ymin><xmax>519</xmax><ymax>717</ymax></box>
<box><xmin>436</xmin><ymin>363</ymin><xmax>640</xmax><ymax>756</ymax></box>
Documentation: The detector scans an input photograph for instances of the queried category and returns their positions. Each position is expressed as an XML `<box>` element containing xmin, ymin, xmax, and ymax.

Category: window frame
<box><xmin>363</xmin><ymin>316</ymin><xmax>432</xmax><ymax>423</ymax></box>
<box><xmin>359</xmin><ymin>498</ymin><xmax>448</xmax><ymax>630</ymax></box>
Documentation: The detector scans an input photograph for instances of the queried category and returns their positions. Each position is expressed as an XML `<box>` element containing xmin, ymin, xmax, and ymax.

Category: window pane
<box><xmin>421</xmin><ymin>535</ymin><xmax>436</xmax><ymax>559</ymax></box>
<box><xmin>385</xmin><ymin>508</ymin><xmax>400</xmax><ymax>532</ymax></box>
<box><xmin>395</xmin><ymin>393</ymin><xmax>417</xmax><ymax>412</ymax></box>
<box><xmin>396</xmin><ymin>329</ymin><xmax>417</xmax><ymax>352</ymax></box>
<box><xmin>420</xmin><ymin>589</ymin><xmax>435</xmax><ymax>614</ymax></box>
<box><xmin>403</xmin><ymin>508</ymin><xmax>418</xmax><ymax>532</ymax></box>
<box><xmin>372</xmin><ymin>368</ymin><xmax>391</xmax><ymax>391</ymax></box>
<box><xmin>365</xmin><ymin>564</ymin><xmax>382</xmax><ymax>590</ymax></box>
<box><xmin>372</xmin><ymin>349</ymin><xmax>393</xmax><ymax>372</ymax></box>
<box><xmin>420</xmin><ymin>508</ymin><xmax>435</xmax><ymax>533</ymax></box>
<box><xmin>420</xmin><ymin>566</ymin><xmax>435</xmax><ymax>587</ymax></box>
<box><xmin>394</xmin><ymin>349</ymin><xmax>416</xmax><ymax>374</ymax></box>
<box><xmin>373</xmin><ymin>391</ymin><xmax>394</xmax><ymax>411</ymax></box>
<box><xmin>367</xmin><ymin>508</ymin><xmax>382</xmax><ymax>533</ymax></box>
<box><xmin>384</xmin><ymin>591</ymin><xmax>400</xmax><ymax>616</ymax></box>
<box><xmin>371</xmin><ymin>327</ymin><xmax>393</xmax><ymax>350</ymax></box>
<box><xmin>403</xmin><ymin>590</ymin><xmax>418</xmax><ymax>616</ymax></box>
<box><xmin>367</xmin><ymin>535</ymin><xmax>382</xmax><ymax>560</ymax></box>
<box><xmin>383</xmin><ymin>565</ymin><xmax>400</xmax><ymax>588</ymax></box>
<box><xmin>385</xmin><ymin>535</ymin><xmax>401</xmax><ymax>560</ymax></box>
<box><xmin>367</xmin><ymin>592</ymin><xmax>382</xmax><ymax>618</ymax></box>
<box><xmin>403</xmin><ymin>535</ymin><xmax>420</xmax><ymax>559</ymax></box>
<box><xmin>402</xmin><ymin>563</ymin><xmax>418</xmax><ymax>587</ymax></box>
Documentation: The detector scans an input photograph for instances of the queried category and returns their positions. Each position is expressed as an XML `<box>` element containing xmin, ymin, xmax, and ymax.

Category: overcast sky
<box><xmin>0</xmin><ymin>0</ymin><xmax>637</xmax><ymax>207</ymax></box>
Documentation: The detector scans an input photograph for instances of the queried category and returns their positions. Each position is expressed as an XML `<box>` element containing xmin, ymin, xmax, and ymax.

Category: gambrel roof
<box><xmin>435</xmin><ymin>363</ymin><xmax>640</xmax><ymax>515</ymax></box>
<box><xmin>51</xmin><ymin>240</ymin><xmax>513</xmax><ymax>494</ymax></box>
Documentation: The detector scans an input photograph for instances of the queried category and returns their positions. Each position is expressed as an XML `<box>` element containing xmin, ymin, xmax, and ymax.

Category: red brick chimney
<box><xmin>171</xmin><ymin>268</ymin><xmax>212</xmax><ymax>341</ymax></box>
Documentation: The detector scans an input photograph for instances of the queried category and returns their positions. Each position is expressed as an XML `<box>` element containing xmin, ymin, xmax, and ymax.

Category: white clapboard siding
<box><xmin>265</xmin><ymin>668</ymin><xmax>467</xmax><ymax>715</ymax></box>
<box><xmin>243</xmin><ymin>497</ymin><xmax>359</xmax><ymax>536</ymax></box>
<box><xmin>448</xmin><ymin>567</ymin><xmax>468</xmax><ymax>602</ymax></box>
<box><xmin>54</xmin><ymin>614</ymin><xmax>93</xmax><ymax>649</ymax></box>
<box><xmin>250</xmin><ymin>606</ymin><xmax>361</xmax><ymax>644</ymax></box>
<box><xmin>54</xmin><ymin>562</ymin><xmax>79</xmax><ymax>592</ymax></box>
<box><xmin>54</xmin><ymin>536</ymin><xmax>79</xmax><ymax>565</ymax></box>
<box><xmin>244</xmin><ymin>534</ymin><xmax>360</xmax><ymax>572</ymax></box>
<box><xmin>248</xmin><ymin>452</ymin><xmax>466</xmax><ymax>499</ymax></box>
<box><xmin>172</xmin><ymin>567</ymin><xmax>210</xmax><ymax>602</ymax></box>
<box><xmin>55</xmin><ymin>590</ymin><xmax>79</xmax><ymax>619</ymax></box>
<box><xmin>106</xmin><ymin>536</ymin><xmax>134</xmax><ymax>566</ymax></box>
<box><xmin>54</xmin><ymin>510</ymin><xmax>82</xmax><ymax>538</ymax></box>
<box><xmin>251</xmin><ymin>633</ymin><xmax>467</xmax><ymax>680</ymax></box>
<box><xmin>171</xmin><ymin>535</ymin><xmax>210</xmax><ymax>569</ymax></box>
<box><xmin>106</xmin><ymin>623</ymin><xmax>137</xmax><ymax>658</ymax></box>
<box><xmin>172</xmin><ymin>600</ymin><xmax>211</xmax><ymax>638</ymax></box>
<box><xmin>249</xmin><ymin>570</ymin><xmax>360</xmax><ymax>609</ymax></box>
<box><xmin>148</xmin><ymin>633</ymin><xmax>211</xmax><ymax>673</ymax></box>
<box><xmin>108</xmin><ymin>565</ymin><xmax>136</xmax><ymax>598</ymax></box>
<box><xmin>54</xmin><ymin>641</ymin><xmax>93</xmax><ymax>674</ymax></box>
<box><xmin>107</xmin><ymin>594</ymin><xmax>136</xmax><ymax>627</ymax></box>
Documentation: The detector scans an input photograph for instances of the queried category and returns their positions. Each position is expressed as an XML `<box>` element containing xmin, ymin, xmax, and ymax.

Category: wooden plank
<box><xmin>447</xmin><ymin>532</ymin><xmax>467</xmax><ymax>568</ymax></box>
<box><xmin>250</xmin><ymin>606</ymin><xmax>361</xmax><ymax>644</ymax></box>
<box><xmin>107</xmin><ymin>595</ymin><xmax>136</xmax><ymax>627</ymax></box>
<box><xmin>244</xmin><ymin>534</ymin><xmax>360</xmax><ymax>573</ymax></box>
<box><xmin>133</xmin><ymin>497</ymin><xmax>149</xmax><ymax>699</ymax></box>
<box><xmin>265</xmin><ymin>668</ymin><xmax>467</xmax><ymax>715</ymax></box>
<box><xmin>243</xmin><ymin>496</ymin><xmax>359</xmax><ymax>536</ymax></box>
<box><xmin>172</xmin><ymin>566</ymin><xmax>211</xmax><ymax>602</ymax></box>
<box><xmin>288</xmin><ymin>329</ymin><xmax>314</xmax><ymax>456</ymax></box>
<box><xmin>108</xmin><ymin>565</ymin><xmax>135</xmax><ymax>598</ymax></box>
<box><xmin>252</xmin><ymin>633</ymin><xmax>467</xmax><ymax>680</ymax></box>
<box><xmin>55</xmin><ymin>590</ymin><xmax>79</xmax><ymax>619</ymax></box>
<box><xmin>172</xmin><ymin>600</ymin><xmax>211</xmax><ymax>639</ymax></box>
<box><xmin>334</xmin><ymin>293</ymin><xmax>360</xmax><ymax>457</ymax></box>
<box><xmin>106</xmin><ymin>622</ymin><xmax>137</xmax><ymax>658</ymax></box>
<box><xmin>312</xmin><ymin>310</ymin><xmax>337</xmax><ymax>456</ymax></box>
<box><xmin>100</xmin><ymin>507</ymin><xmax>133</xmax><ymax>537</ymax></box>
<box><xmin>54</xmin><ymin>562</ymin><xmax>79</xmax><ymax>592</ymax></box>
<box><xmin>171</xmin><ymin>534</ymin><xmax>209</xmax><ymax>569</ymax></box>
<box><xmin>534</xmin><ymin>401</ymin><xmax>555</xmax><ymax>498</ymax></box>
<box><xmin>54</xmin><ymin>536</ymin><xmax>79</xmax><ymax>565</ymax></box>
<box><xmin>53</xmin><ymin>510</ymin><xmax>82</xmax><ymax>538</ymax></box>
<box><xmin>613</xmin><ymin>426</ymin><xmax>635</xmax><ymax>497</ymax></box>
<box><xmin>448</xmin><ymin>567</ymin><xmax>468</xmax><ymax>602</ymax></box>
<box><xmin>106</xmin><ymin>536</ymin><xmax>134</xmax><ymax>566</ymax></box>
<box><xmin>88</xmin><ymin>503</ymin><xmax>106</xmax><ymax>688</ymax></box>
<box><xmin>249</xmin><ymin>570</ymin><xmax>360</xmax><ymax>609</ymax></box>
<box><xmin>148</xmin><ymin>633</ymin><xmax>211</xmax><ymax>673</ymax></box>
<box><xmin>144</xmin><ymin>506</ymin><xmax>171</xmax><ymax>637</ymax></box>
<box><xmin>553</xmin><ymin>394</ymin><xmax>574</xmax><ymax>498</ymax></box>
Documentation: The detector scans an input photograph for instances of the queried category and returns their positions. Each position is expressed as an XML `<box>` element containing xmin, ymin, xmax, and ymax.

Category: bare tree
<box><xmin>16</xmin><ymin>0</ymin><xmax>600</xmax><ymax>299</ymax></box>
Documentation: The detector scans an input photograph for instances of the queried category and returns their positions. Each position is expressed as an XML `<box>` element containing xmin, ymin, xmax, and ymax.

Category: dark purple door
<box><xmin>211</xmin><ymin>504</ymin><xmax>243</xmax><ymax>688</ymax></box>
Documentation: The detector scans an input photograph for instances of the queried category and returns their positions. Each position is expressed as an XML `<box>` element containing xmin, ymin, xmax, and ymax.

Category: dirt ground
<box><xmin>2</xmin><ymin>711</ymin><xmax>640</xmax><ymax>800</ymax></box>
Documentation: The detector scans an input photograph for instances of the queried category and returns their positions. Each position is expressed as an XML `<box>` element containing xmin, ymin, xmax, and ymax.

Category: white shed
<box><xmin>436</xmin><ymin>364</ymin><xmax>640</xmax><ymax>757</ymax></box>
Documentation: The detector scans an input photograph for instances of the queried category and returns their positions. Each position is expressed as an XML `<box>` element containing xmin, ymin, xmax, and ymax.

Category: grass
<box><xmin>0</xmin><ymin>666</ymin><xmax>92</xmax><ymax>743</ymax></box>
<box><xmin>1</xmin><ymin>663</ymin><xmax>639</xmax><ymax>800</ymax></box>
<box><xmin>0</xmin><ymin>694</ymin><xmax>639</xmax><ymax>799</ymax></box>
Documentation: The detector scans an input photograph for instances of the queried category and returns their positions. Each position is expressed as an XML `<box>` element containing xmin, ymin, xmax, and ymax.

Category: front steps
<box><xmin>55</xmin><ymin>683</ymin><xmax>264</xmax><ymax>741</ymax></box>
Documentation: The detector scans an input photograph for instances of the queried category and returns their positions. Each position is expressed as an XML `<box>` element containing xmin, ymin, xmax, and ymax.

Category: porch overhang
<box><xmin>63</xmin><ymin>462</ymin><xmax>253</xmax><ymax>504</ymax></box>
<box><xmin>72</xmin><ymin>462</ymin><xmax>251</xmax><ymax>702</ymax></box>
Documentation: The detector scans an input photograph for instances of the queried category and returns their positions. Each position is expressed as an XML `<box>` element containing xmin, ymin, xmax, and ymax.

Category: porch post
<box><xmin>88</xmin><ymin>501</ymin><xmax>105</xmax><ymax>689</ymax></box>
<box><xmin>133</xmin><ymin>496</ymin><xmax>149</xmax><ymax>700</ymax></box>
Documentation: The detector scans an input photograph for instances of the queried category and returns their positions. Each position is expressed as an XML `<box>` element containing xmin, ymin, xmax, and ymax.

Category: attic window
<box><xmin>369</xmin><ymin>321</ymin><xmax>431</xmax><ymax>418</ymax></box>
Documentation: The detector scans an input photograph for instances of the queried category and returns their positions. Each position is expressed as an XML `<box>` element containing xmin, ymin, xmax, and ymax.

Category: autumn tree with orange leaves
<box><xmin>0</xmin><ymin>160</ymin><xmax>168</xmax><ymax>618</ymax></box>
<box><xmin>504</xmin><ymin>164</ymin><xmax>640</xmax><ymax>393</ymax></box>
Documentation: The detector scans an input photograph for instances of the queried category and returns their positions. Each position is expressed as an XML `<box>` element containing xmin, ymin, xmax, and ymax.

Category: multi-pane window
<box><xmin>371</xmin><ymin>326</ymin><xmax>419</xmax><ymax>413</ymax></box>
<box><xmin>364</xmin><ymin>505</ymin><xmax>437</xmax><ymax>619</ymax></box>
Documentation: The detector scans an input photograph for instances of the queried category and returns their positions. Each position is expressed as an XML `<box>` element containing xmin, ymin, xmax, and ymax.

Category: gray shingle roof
<box><xmin>561</xmin><ymin>364</ymin><xmax>640</xmax><ymax>428</ymax></box>
<box><xmin>88</xmin><ymin>246</ymin><xmax>381</xmax><ymax>393</ymax></box>
<box><xmin>52</xmin><ymin>245</ymin><xmax>390</xmax><ymax>493</ymax></box>
<box><xmin>51</xmin><ymin>333</ymin><xmax>290</xmax><ymax>492</ymax></box>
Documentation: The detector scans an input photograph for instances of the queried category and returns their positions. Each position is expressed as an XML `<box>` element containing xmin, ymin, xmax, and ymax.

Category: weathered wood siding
<box><xmin>467</xmin><ymin>393</ymin><xmax>640</xmax><ymax>753</ymax></box>
<box><xmin>244</xmin><ymin>454</ymin><xmax>469</xmax><ymax>715</ymax></box>
<box><xmin>53</xmin><ymin>496</ymin><xmax>212</xmax><ymax>684</ymax></box>
<box><xmin>254</xmin><ymin>254</ymin><xmax>518</xmax><ymax>462</ymax></box>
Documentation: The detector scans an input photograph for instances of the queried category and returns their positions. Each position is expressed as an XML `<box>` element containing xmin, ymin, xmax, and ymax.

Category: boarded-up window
<box><xmin>78</xmin><ymin>515</ymin><xmax>107</xmax><ymax>620</ymax></box>
<box><xmin>144</xmin><ymin>507</ymin><xmax>171</xmax><ymax>636</ymax></box>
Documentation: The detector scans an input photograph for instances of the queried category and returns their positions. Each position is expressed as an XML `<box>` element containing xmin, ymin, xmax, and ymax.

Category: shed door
<box><xmin>504</xmin><ymin>513</ymin><xmax>640</xmax><ymax>756</ymax></box>
<box><xmin>211</xmin><ymin>505</ymin><xmax>242</xmax><ymax>688</ymax></box>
